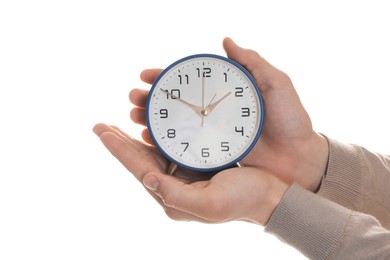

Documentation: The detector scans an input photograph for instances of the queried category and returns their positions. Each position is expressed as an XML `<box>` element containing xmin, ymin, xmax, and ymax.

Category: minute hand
<box><xmin>206</xmin><ymin>91</ymin><xmax>232</xmax><ymax>114</ymax></box>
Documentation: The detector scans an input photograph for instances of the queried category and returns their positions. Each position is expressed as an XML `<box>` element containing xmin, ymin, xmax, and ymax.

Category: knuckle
<box><xmin>267</xmin><ymin>70</ymin><xmax>292</xmax><ymax>88</ymax></box>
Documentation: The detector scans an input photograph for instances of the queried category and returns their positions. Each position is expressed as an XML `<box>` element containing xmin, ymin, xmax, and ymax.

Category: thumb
<box><xmin>223</xmin><ymin>37</ymin><xmax>289</xmax><ymax>91</ymax></box>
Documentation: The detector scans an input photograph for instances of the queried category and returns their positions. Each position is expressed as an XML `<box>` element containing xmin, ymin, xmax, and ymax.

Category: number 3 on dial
<box><xmin>146</xmin><ymin>54</ymin><xmax>264</xmax><ymax>173</ymax></box>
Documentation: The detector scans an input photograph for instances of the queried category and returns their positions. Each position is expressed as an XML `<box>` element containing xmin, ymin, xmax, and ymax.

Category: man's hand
<box><xmin>129</xmin><ymin>38</ymin><xmax>329</xmax><ymax>192</ymax></box>
<box><xmin>93</xmin><ymin>123</ymin><xmax>288</xmax><ymax>225</ymax></box>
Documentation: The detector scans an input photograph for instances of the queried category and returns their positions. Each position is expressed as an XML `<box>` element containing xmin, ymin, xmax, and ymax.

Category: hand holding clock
<box><xmin>129</xmin><ymin>38</ymin><xmax>329</xmax><ymax>191</ymax></box>
<box><xmin>93</xmin><ymin>38</ymin><xmax>329</xmax><ymax>225</ymax></box>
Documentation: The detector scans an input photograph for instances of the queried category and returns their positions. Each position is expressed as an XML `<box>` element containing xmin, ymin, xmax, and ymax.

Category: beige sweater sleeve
<box><xmin>265</xmin><ymin>138</ymin><xmax>390</xmax><ymax>259</ymax></box>
<box><xmin>318</xmin><ymin>136</ymin><xmax>390</xmax><ymax>228</ymax></box>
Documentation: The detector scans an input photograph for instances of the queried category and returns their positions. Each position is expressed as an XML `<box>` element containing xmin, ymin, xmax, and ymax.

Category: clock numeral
<box><xmin>223</xmin><ymin>72</ymin><xmax>228</xmax><ymax>82</ymax></box>
<box><xmin>196</xmin><ymin>67</ymin><xmax>211</xmax><ymax>78</ymax></box>
<box><xmin>235</xmin><ymin>87</ymin><xmax>243</xmax><ymax>97</ymax></box>
<box><xmin>160</xmin><ymin>109</ymin><xmax>168</xmax><ymax>118</ymax></box>
<box><xmin>167</xmin><ymin>129</ymin><xmax>176</xmax><ymax>138</ymax></box>
<box><xmin>166</xmin><ymin>89</ymin><xmax>180</xmax><ymax>99</ymax></box>
<box><xmin>178</xmin><ymin>74</ymin><xmax>189</xmax><ymax>85</ymax></box>
<box><xmin>241</xmin><ymin>107</ymin><xmax>250</xmax><ymax>117</ymax></box>
<box><xmin>221</xmin><ymin>142</ymin><xmax>230</xmax><ymax>152</ymax></box>
<box><xmin>181</xmin><ymin>142</ymin><xmax>189</xmax><ymax>152</ymax></box>
<box><xmin>201</xmin><ymin>148</ymin><xmax>210</xmax><ymax>158</ymax></box>
<box><xmin>235</xmin><ymin>126</ymin><xmax>244</xmax><ymax>136</ymax></box>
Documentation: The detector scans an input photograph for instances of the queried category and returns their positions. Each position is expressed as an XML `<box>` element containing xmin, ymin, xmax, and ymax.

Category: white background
<box><xmin>1</xmin><ymin>1</ymin><xmax>389</xmax><ymax>259</ymax></box>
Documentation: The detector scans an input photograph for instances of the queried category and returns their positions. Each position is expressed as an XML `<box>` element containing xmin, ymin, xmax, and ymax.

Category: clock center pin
<box><xmin>201</xmin><ymin>109</ymin><xmax>209</xmax><ymax>116</ymax></box>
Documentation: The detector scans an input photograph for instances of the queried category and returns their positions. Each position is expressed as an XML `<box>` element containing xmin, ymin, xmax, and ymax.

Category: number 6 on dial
<box><xmin>146</xmin><ymin>54</ymin><xmax>264</xmax><ymax>173</ymax></box>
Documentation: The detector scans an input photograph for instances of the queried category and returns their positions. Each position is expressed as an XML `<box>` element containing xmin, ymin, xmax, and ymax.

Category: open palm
<box><xmin>93</xmin><ymin>122</ymin><xmax>287</xmax><ymax>225</ymax></box>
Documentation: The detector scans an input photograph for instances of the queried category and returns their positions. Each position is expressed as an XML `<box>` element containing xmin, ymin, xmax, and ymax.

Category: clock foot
<box><xmin>236</xmin><ymin>161</ymin><xmax>244</xmax><ymax>168</ymax></box>
<box><xmin>167</xmin><ymin>163</ymin><xmax>178</xmax><ymax>176</ymax></box>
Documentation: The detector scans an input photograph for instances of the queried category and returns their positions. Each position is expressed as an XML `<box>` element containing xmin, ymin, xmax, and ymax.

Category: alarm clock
<box><xmin>146</xmin><ymin>54</ymin><xmax>264</xmax><ymax>174</ymax></box>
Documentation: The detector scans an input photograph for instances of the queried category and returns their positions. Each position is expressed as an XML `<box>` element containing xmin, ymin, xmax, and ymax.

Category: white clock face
<box><xmin>146</xmin><ymin>54</ymin><xmax>264</xmax><ymax>172</ymax></box>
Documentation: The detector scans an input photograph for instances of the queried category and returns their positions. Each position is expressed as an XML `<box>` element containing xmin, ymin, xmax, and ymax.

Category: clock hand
<box><xmin>201</xmin><ymin>76</ymin><xmax>206</xmax><ymax>127</ymax></box>
<box><xmin>200</xmin><ymin>93</ymin><xmax>216</xmax><ymax>119</ymax></box>
<box><xmin>207</xmin><ymin>93</ymin><xmax>217</xmax><ymax>107</ymax></box>
<box><xmin>206</xmin><ymin>91</ymin><xmax>232</xmax><ymax>114</ymax></box>
<box><xmin>202</xmin><ymin>76</ymin><xmax>205</xmax><ymax>109</ymax></box>
<box><xmin>160</xmin><ymin>89</ymin><xmax>203</xmax><ymax>117</ymax></box>
<box><xmin>200</xmin><ymin>92</ymin><xmax>231</xmax><ymax>127</ymax></box>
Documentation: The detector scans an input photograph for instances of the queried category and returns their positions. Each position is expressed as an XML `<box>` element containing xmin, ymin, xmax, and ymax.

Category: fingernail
<box><xmin>143</xmin><ymin>175</ymin><xmax>159</xmax><ymax>191</ymax></box>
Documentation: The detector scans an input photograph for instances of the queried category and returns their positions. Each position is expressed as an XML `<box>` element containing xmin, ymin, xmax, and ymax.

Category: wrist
<box><xmin>252</xmin><ymin>174</ymin><xmax>290</xmax><ymax>226</ymax></box>
<box><xmin>297</xmin><ymin>132</ymin><xmax>329</xmax><ymax>192</ymax></box>
<box><xmin>262</xmin><ymin>180</ymin><xmax>289</xmax><ymax>225</ymax></box>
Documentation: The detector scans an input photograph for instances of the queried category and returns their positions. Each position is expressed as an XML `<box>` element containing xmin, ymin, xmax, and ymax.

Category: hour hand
<box><xmin>161</xmin><ymin>89</ymin><xmax>203</xmax><ymax>117</ymax></box>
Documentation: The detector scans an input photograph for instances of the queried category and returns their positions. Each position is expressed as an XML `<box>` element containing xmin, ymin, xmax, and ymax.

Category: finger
<box><xmin>141</xmin><ymin>128</ymin><xmax>154</xmax><ymax>146</ymax></box>
<box><xmin>128</xmin><ymin>108</ymin><xmax>159</xmax><ymax>145</ymax></box>
<box><xmin>93</xmin><ymin>123</ymin><xmax>119</xmax><ymax>139</ymax></box>
<box><xmin>94</xmin><ymin>124</ymin><xmax>167</xmax><ymax>181</ymax></box>
<box><xmin>223</xmin><ymin>37</ymin><xmax>290</xmax><ymax>92</ymax></box>
<box><xmin>109</xmin><ymin>125</ymin><xmax>160</xmax><ymax>159</ymax></box>
<box><xmin>94</xmin><ymin>123</ymin><xmax>144</xmax><ymax>153</ymax></box>
<box><xmin>130</xmin><ymin>107</ymin><xmax>146</xmax><ymax>126</ymax></box>
<box><xmin>98</xmin><ymin>132</ymin><xmax>161</xmax><ymax>181</ymax></box>
<box><xmin>140</xmin><ymin>69</ymin><xmax>162</xmax><ymax>84</ymax></box>
<box><xmin>129</xmin><ymin>88</ymin><xmax>149</xmax><ymax>108</ymax></box>
<box><xmin>143</xmin><ymin>173</ymin><xmax>226</xmax><ymax>222</ymax></box>
<box><xmin>109</xmin><ymin>125</ymin><xmax>141</xmax><ymax>144</ymax></box>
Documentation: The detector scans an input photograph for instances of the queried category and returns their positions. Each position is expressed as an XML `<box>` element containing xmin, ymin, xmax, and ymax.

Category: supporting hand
<box><xmin>93</xmin><ymin>123</ymin><xmax>288</xmax><ymax>225</ymax></box>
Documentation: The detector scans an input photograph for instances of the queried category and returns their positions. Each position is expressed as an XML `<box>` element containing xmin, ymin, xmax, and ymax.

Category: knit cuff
<box><xmin>317</xmin><ymin>136</ymin><xmax>364</xmax><ymax>210</ymax></box>
<box><xmin>265</xmin><ymin>184</ymin><xmax>351</xmax><ymax>259</ymax></box>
